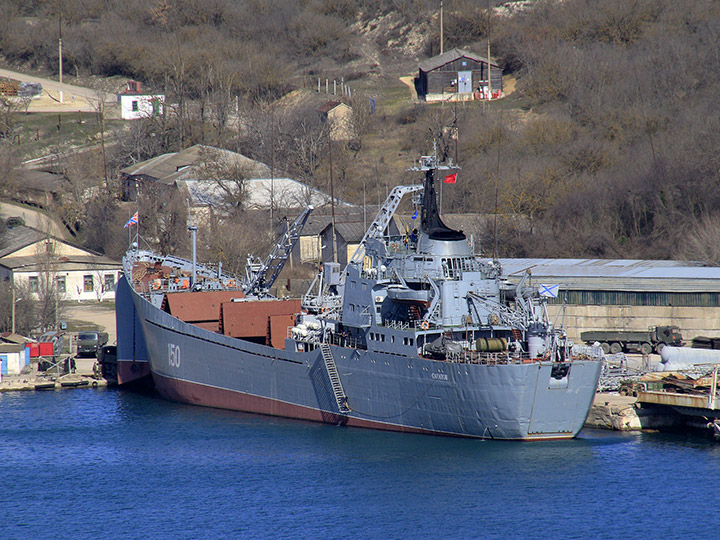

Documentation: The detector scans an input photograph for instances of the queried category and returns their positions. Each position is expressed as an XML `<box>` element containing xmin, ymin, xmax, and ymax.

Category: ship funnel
<box><xmin>420</xmin><ymin>168</ymin><xmax>466</xmax><ymax>242</ymax></box>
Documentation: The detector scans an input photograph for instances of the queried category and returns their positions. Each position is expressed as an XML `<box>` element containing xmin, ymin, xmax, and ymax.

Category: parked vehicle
<box><xmin>581</xmin><ymin>325</ymin><xmax>683</xmax><ymax>355</ymax></box>
<box><xmin>76</xmin><ymin>332</ymin><xmax>109</xmax><ymax>357</ymax></box>
<box><xmin>97</xmin><ymin>345</ymin><xmax>117</xmax><ymax>379</ymax></box>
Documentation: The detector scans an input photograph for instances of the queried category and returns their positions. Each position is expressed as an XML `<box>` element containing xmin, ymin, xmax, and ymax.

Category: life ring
<box><xmin>228</xmin><ymin>279</ymin><xmax>236</xmax><ymax>288</ymax></box>
<box><xmin>181</xmin><ymin>278</ymin><xmax>189</xmax><ymax>289</ymax></box>
<box><xmin>152</xmin><ymin>279</ymin><xmax>161</xmax><ymax>290</ymax></box>
<box><xmin>420</xmin><ymin>320</ymin><xmax>429</xmax><ymax>330</ymax></box>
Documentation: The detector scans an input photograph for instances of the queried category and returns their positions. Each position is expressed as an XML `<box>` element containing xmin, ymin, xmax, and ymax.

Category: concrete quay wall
<box><xmin>548</xmin><ymin>304</ymin><xmax>720</xmax><ymax>343</ymax></box>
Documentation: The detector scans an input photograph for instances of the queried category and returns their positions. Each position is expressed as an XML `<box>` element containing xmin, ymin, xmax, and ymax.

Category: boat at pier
<box><xmin>116</xmin><ymin>149</ymin><xmax>603</xmax><ymax>439</ymax></box>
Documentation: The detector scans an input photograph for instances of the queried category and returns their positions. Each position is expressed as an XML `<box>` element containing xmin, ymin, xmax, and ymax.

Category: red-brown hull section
<box><xmin>117</xmin><ymin>360</ymin><xmax>152</xmax><ymax>386</ymax></box>
<box><xmin>152</xmin><ymin>372</ymin><xmax>437</xmax><ymax>436</ymax></box>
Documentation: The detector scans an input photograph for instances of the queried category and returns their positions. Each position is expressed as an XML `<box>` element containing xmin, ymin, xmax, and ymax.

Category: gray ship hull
<box><xmin>128</xmin><ymin>279</ymin><xmax>602</xmax><ymax>440</ymax></box>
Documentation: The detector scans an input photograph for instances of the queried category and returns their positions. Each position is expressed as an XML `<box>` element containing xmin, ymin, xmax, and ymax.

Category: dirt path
<box><xmin>398</xmin><ymin>76</ymin><xmax>418</xmax><ymax>102</ymax></box>
<box><xmin>0</xmin><ymin>67</ymin><xmax>111</xmax><ymax>113</ymax></box>
<box><xmin>0</xmin><ymin>201</ymin><xmax>69</xmax><ymax>239</ymax></box>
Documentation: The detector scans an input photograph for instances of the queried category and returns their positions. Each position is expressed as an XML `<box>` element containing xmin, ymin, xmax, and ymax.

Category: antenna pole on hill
<box><xmin>440</xmin><ymin>1</ymin><xmax>444</xmax><ymax>55</ymax></box>
<box><xmin>270</xmin><ymin>104</ymin><xmax>275</xmax><ymax>231</ymax></box>
<box><xmin>187</xmin><ymin>198</ymin><xmax>197</xmax><ymax>287</ymax></box>
<box><xmin>487</xmin><ymin>0</ymin><xmax>492</xmax><ymax>101</ymax></box>
<box><xmin>58</xmin><ymin>12</ymin><xmax>63</xmax><ymax>103</ymax></box>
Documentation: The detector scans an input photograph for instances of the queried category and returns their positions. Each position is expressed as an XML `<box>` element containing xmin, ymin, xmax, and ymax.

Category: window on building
<box><xmin>57</xmin><ymin>276</ymin><xmax>66</xmax><ymax>293</ymax></box>
<box><xmin>131</xmin><ymin>100</ymin><xmax>139</xmax><ymax>112</ymax></box>
<box><xmin>29</xmin><ymin>276</ymin><xmax>39</xmax><ymax>293</ymax></box>
<box><xmin>104</xmin><ymin>274</ymin><xmax>115</xmax><ymax>292</ymax></box>
<box><xmin>83</xmin><ymin>275</ymin><xmax>94</xmax><ymax>292</ymax></box>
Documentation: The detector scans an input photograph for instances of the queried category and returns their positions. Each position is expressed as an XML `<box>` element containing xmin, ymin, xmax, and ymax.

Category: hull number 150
<box><xmin>168</xmin><ymin>343</ymin><xmax>181</xmax><ymax>368</ymax></box>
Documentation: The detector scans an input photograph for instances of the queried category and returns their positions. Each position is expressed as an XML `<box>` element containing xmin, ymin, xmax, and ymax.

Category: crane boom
<box><xmin>243</xmin><ymin>205</ymin><xmax>314</xmax><ymax>297</ymax></box>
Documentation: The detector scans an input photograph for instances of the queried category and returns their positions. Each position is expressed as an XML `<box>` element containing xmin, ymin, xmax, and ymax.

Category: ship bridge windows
<box><xmin>441</xmin><ymin>257</ymin><xmax>481</xmax><ymax>278</ymax></box>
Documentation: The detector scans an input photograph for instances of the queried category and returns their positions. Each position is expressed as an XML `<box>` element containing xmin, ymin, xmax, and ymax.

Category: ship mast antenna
<box><xmin>185</xmin><ymin>198</ymin><xmax>198</xmax><ymax>288</ymax></box>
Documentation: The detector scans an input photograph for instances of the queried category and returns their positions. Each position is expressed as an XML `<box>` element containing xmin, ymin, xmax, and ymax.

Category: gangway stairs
<box><xmin>320</xmin><ymin>343</ymin><xmax>350</xmax><ymax>413</ymax></box>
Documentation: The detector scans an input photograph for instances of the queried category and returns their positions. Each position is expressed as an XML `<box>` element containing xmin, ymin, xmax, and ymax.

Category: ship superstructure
<box><xmin>117</xmin><ymin>149</ymin><xmax>603</xmax><ymax>440</ymax></box>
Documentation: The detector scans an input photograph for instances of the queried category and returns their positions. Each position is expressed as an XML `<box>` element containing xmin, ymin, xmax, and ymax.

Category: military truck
<box><xmin>76</xmin><ymin>331</ymin><xmax>109</xmax><ymax>358</ymax></box>
<box><xmin>581</xmin><ymin>325</ymin><xmax>683</xmax><ymax>355</ymax></box>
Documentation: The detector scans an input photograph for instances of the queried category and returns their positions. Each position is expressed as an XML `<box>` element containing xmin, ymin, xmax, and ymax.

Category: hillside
<box><xmin>2</xmin><ymin>0</ymin><xmax>720</xmax><ymax>265</ymax></box>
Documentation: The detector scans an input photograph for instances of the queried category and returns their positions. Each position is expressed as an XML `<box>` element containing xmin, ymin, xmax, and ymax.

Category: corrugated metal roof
<box><xmin>320</xmin><ymin>221</ymin><xmax>367</xmax><ymax>243</ymax></box>
<box><xmin>0</xmin><ymin>343</ymin><xmax>25</xmax><ymax>353</ymax></box>
<box><xmin>16</xmin><ymin>169</ymin><xmax>69</xmax><ymax>195</ymax></box>
<box><xmin>184</xmin><ymin>177</ymin><xmax>347</xmax><ymax>210</ymax></box>
<box><xmin>0</xmin><ymin>332</ymin><xmax>29</xmax><ymax>344</ymax></box>
<box><xmin>499</xmin><ymin>258</ymin><xmax>720</xmax><ymax>293</ymax></box>
<box><xmin>302</xmin><ymin>206</ymin><xmax>378</xmax><ymax>236</ymax></box>
<box><xmin>419</xmin><ymin>48</ymin><xmax>499</xmax><ymax>72</ymax></box>
<box><xmin>0</xmin><ymin>225</ymin><xmax>45</xmax><ymax>258</ymax></box>
<box><xmin>120</xmin><ymin>145</ymin><xmax>271</xmax><ymax>184</ymax></box>
<box><xmin>1</xmin><ymin>254</ymin><xmax>120</xmax><ymax>271</ymax></box>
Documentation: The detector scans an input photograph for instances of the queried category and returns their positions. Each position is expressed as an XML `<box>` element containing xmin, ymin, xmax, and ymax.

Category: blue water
<box><xmin>1</xmin><ymin>389</ymin><xmax>718</xmax><ymax>540</ymax></box>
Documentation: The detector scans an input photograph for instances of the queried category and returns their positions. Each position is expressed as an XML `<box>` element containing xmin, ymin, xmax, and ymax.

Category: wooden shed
<box><xmin>415</xmin><ymin>48</ymin><xmax>503</xmax><ymax>102</ymax></box>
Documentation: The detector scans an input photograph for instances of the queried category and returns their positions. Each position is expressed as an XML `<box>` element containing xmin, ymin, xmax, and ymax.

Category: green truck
<box><xmin>76</xmin><ymin>331</ymin><xmax>109</xmax><ymax>358</ymax></box>
<box><xmin>581</xmin><ymin>325</ymin><xmax>683</xmax><ymax>355</ymax></box>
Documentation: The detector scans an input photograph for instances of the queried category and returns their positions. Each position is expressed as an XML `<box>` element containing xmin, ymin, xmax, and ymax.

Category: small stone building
<box><xmin>415</xmin><ymin>48</ymin><xmax>503</xmax><ymax>102</ymax></box>
<box><xmin>117</xmin><ymin>80</ymin><xmax>164</xmax><ymax>120</ymax></box>
<box><xmin>318</xmin><ymin>101</ymin><xmax>354</xmax><ymax>141</ymax></box>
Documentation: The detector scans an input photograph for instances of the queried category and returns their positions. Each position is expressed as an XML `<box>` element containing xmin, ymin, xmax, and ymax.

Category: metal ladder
<box><xmin>320</xmin><ymin>343</ymin><xmax>350</xmax><ymax>413</ymax></box>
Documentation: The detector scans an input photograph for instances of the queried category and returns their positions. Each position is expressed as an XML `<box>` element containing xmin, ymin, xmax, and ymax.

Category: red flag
<box><xmin>443</xmin><ymin>173</ymin><xmax>457</xmax><ymax>184</ymax></box>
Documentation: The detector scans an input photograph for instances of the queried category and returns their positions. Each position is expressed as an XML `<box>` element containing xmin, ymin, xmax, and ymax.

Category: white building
<box><xmin>0</xmin><ymin>226</ymin><xmax>122</xmax><ymax>302</ymax></box>
<box><xmin>117</xmin><ymin>81</ymin><xmax>164</xmax><ymax>120</ymax></box>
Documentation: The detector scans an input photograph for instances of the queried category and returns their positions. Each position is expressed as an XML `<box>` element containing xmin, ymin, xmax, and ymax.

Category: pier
<box><xmin>586</xmin><ymin>354</ymin><xmax>720</xmax><ymax>437</ymax></box>
<box><xmin>0</xmin><ymin>356</ymin><xmax>108</xmax><ymax>393</ymax></box>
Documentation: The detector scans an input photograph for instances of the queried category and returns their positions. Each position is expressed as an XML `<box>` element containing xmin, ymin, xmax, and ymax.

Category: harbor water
<box><xmin>2</xmin><ymin>388</ymin><xmax>719</xmax><ymax>539</ymax></box>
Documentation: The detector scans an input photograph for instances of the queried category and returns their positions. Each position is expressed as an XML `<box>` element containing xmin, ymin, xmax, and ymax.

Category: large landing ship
<box><xmin>116</xmin><ymin>150</ymin><xmax>602</xmax><ymax>439</ymax></box>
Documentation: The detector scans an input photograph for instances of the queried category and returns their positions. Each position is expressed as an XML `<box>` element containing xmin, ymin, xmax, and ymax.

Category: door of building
<box><xmin>457</xmin><ymin>71</ymin><xmax>472</xmax><ymax>93</ymax></box>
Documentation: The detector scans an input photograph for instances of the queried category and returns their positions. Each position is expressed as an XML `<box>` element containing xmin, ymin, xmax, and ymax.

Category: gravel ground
<box><xmin>64</xmin><ymin>302</ymin><xmax>117</xmax><ymax>345</ymax></box>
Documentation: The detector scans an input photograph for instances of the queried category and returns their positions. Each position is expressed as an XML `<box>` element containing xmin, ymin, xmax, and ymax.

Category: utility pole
<box><xmin>11</xmin><ymin>279</ymin><xmax>16</xmax><ymax>334</ymax></box>
<box><xmin>487</xmin><ymin>0</ymin><xmax>492</xmax><ymax>101</ymax></box>
<box><xmin>328</xmin><ymin>137</ymin><xmax>338</xmax><ymax>265</ymax></box>
<box><xmin>440</xmin><ymin>0</ymin><xmax>444</xmax><ymax>55</ymax></box>
<box><xmin>270</xmin><ymin>104</ymin><xmax>275</xmax><ymax>232</ymax></box>
<box><xmin>58</xmin><ymin>12</ymin><xmax>63</xmax><ymax>103</ymax></box>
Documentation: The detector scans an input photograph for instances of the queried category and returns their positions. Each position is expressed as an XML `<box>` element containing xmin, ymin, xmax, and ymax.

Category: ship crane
<box><xmin>243</xmin><ymin>205</ymin><xmax>314</xmax><ymax>298</ymax></box>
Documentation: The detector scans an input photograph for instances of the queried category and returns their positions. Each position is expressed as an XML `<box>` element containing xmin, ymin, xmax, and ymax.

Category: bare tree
<box><xmin>679</xmin><ymin>214</ymin><xmax>720</xmax><ymax>266</ymax></box>
<box><xmin>0</xmin><ymin>96</ymin><xmax>21</xmax><ymax>141</ymax></box>
<box><xmin>33</xmin><ymin>236</ymin><xmax>66</xmax><ymax>332</ymax></box>
<box><xmin>0</xmin><ymin>141</ymin><xmax>20</xmax><ymax>196</ymax></box>
<box><xmin>0</xmin><ymin>281</ymin><xmax>35</xmax><ymax>335</ymax></box>
<box><xmin>193</xmin><ymin>147</ymin><xmax>255</xmax><ymax>217</ymax></box>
